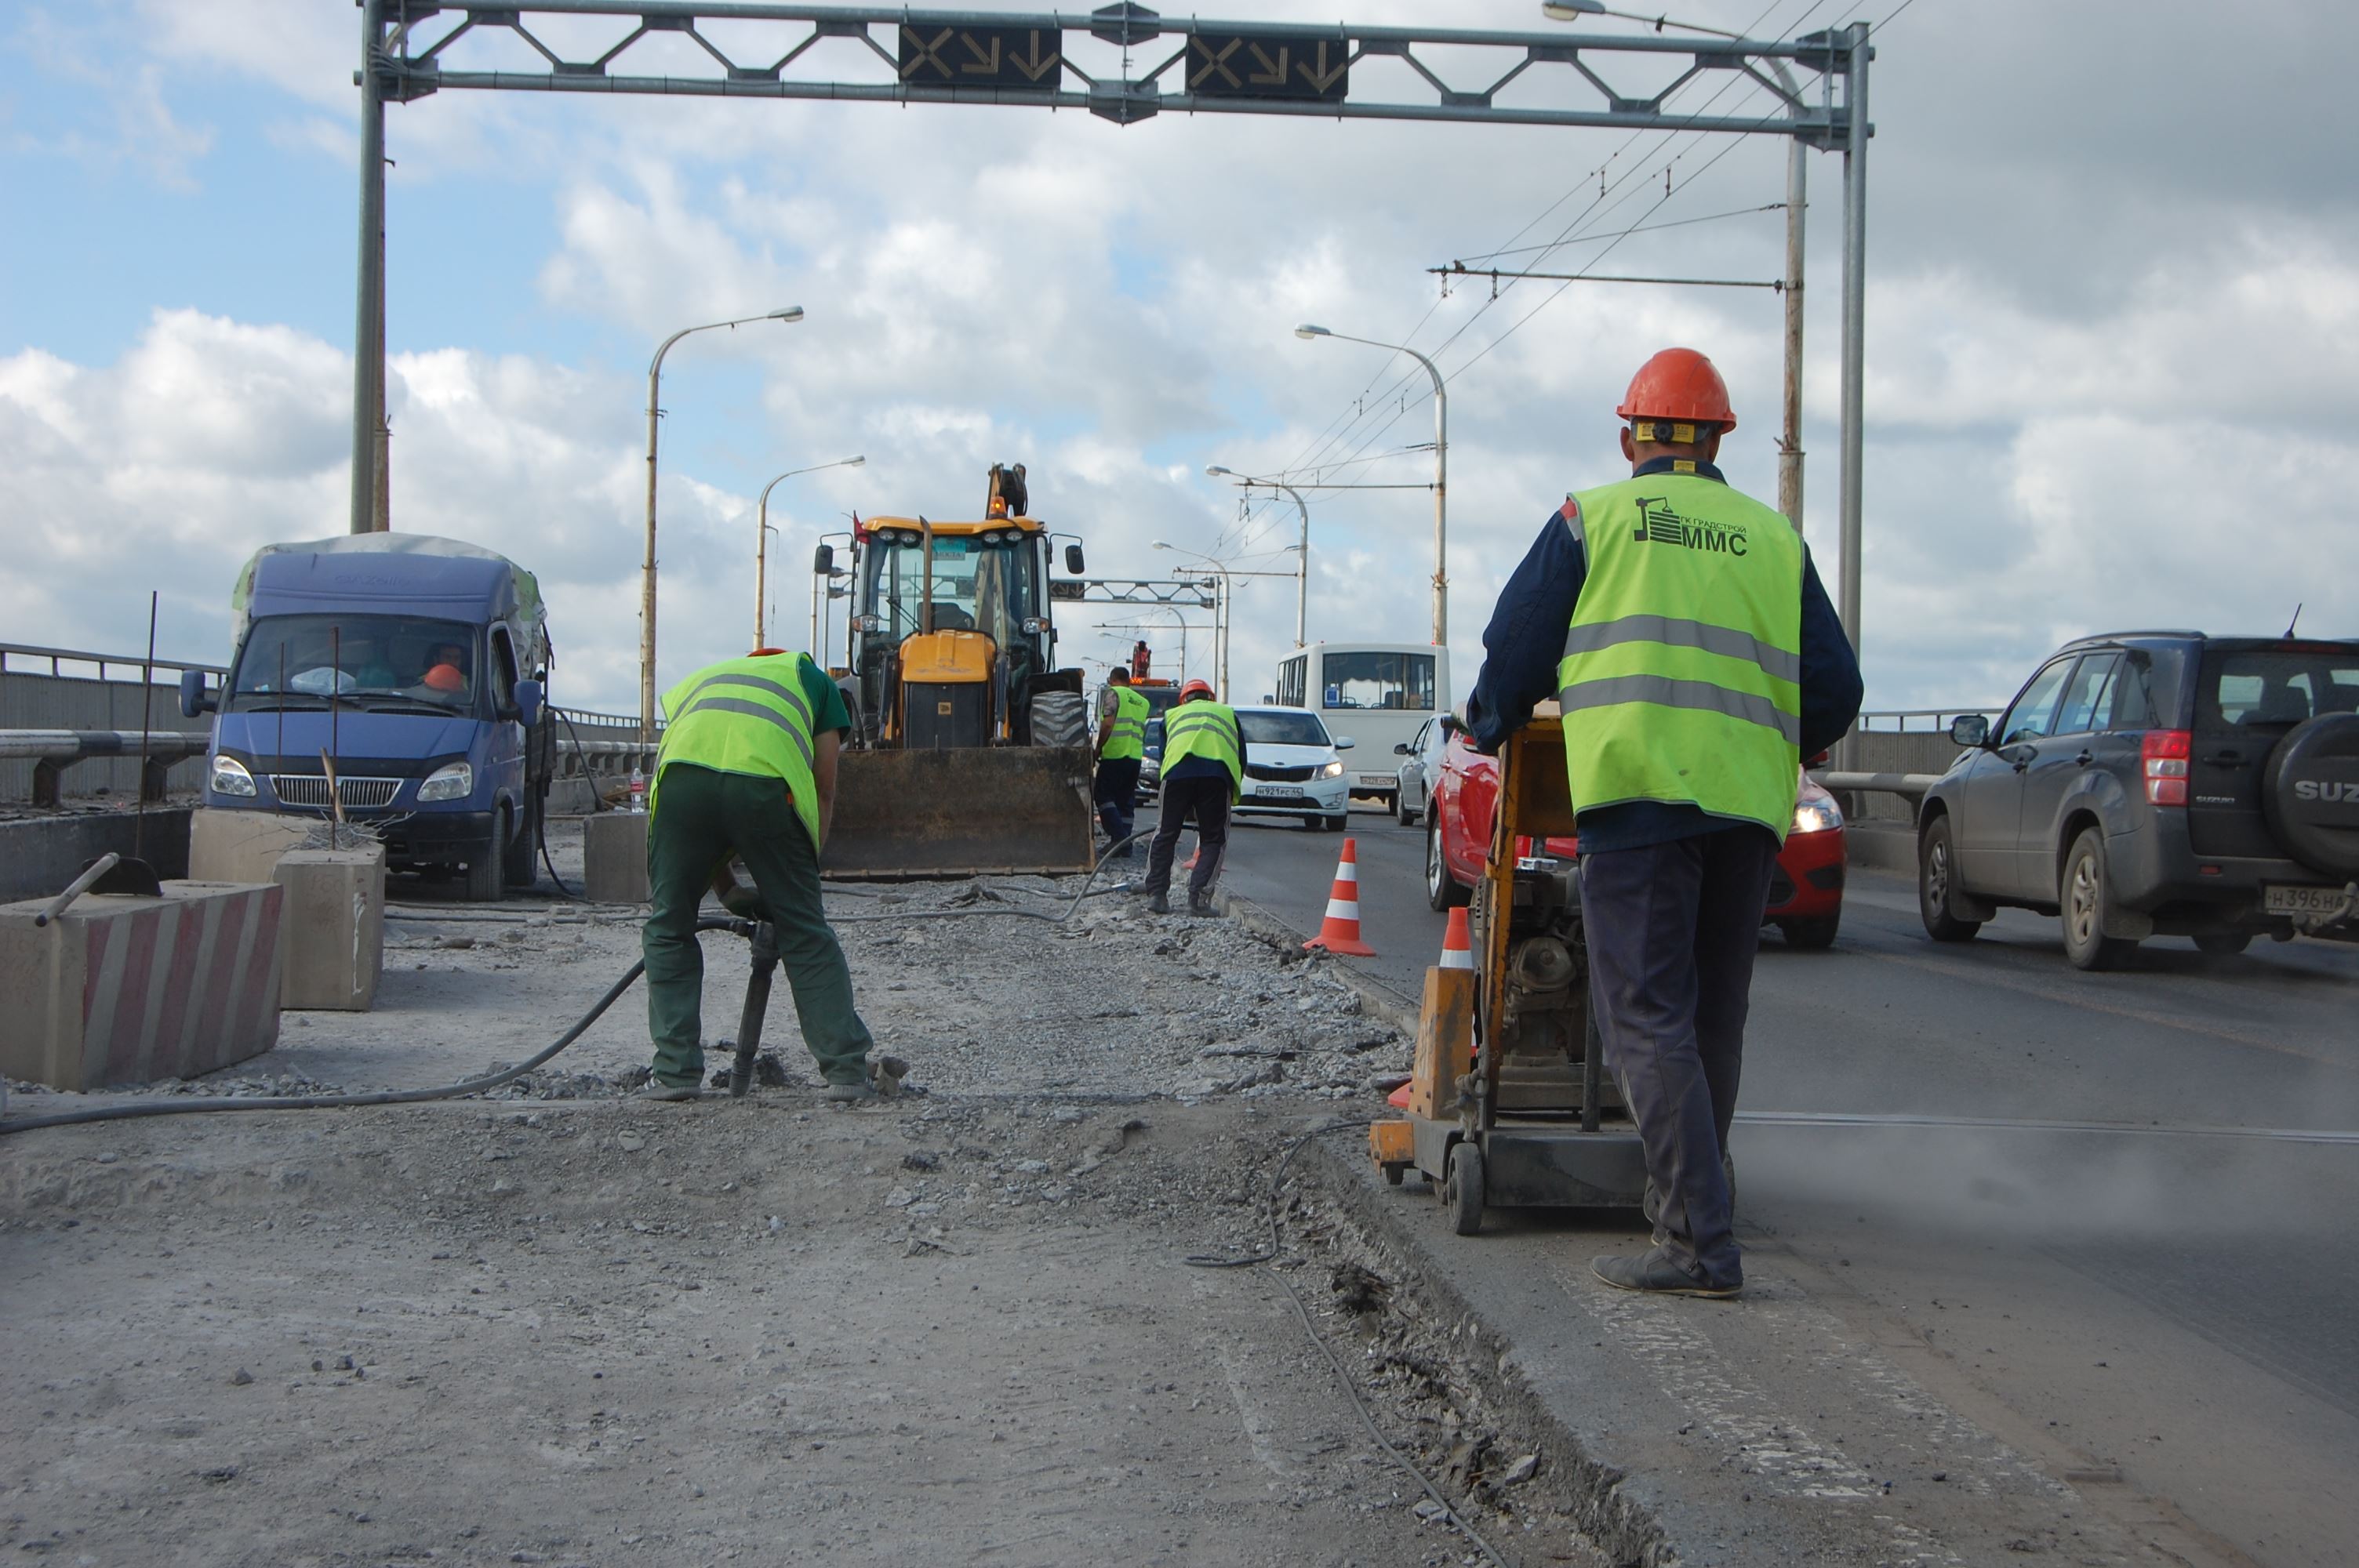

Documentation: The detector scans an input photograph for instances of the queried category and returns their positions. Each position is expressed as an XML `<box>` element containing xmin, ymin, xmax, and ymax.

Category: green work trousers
<box><xmin>642</xmin><ymin>764</ymin><xmax>874</xmax><ymax>1088</ymax></box>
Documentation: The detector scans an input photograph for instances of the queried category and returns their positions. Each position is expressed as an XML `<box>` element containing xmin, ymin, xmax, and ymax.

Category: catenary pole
<box><xmin>349</xmin><ymin>0</ymin><xmax>385</xmax><ymax>535</ymax></box>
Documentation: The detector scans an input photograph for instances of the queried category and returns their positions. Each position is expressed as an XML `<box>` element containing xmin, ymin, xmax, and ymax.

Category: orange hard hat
<box><xmin>423</xmin><ymin>662</ymin><xmax>465</xmax><ymax>692</ymax></box>
<box><xmin>1616</xmin><ymin>347</ymin><xmax>1736</xmax><ymax>435</ymax></box>
<box><xmin>1180</xmin><ymin>679</ymin><xmax>1215</xmax><ymax>701</ymax></box>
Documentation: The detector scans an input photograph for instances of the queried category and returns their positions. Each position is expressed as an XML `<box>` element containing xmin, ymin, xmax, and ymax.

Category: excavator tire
<box><xmin>1028</xmin><ymin>691</ymin><xmax>1089</xmax><ymax>749</ymax></box>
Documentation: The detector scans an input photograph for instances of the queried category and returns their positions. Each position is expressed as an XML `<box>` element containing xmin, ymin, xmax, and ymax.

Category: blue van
<box><xmin>182</xmin><ymin>535</ymin><xmax>554</xmax><ymax>900</ymax></box>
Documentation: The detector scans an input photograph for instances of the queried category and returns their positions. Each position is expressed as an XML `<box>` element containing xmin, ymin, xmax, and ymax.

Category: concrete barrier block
<box><xmin>0</xmin><ymin>881</ymin><xmax>283</xmax><ymax>1091</ymax></box>
<box><xmin>583</xmin><ymin>811</ymin><xmax>649</xmax><ymax>904</ymax></box>
<box><xmin>190</xmin><ymin>808</ymin><xmax>316</xmax><ymax>883</ymax></box>
<box><xmin>273</xmin><ymin>846</ymin><xmax>387</xmax><ymax>1011</ymax></box>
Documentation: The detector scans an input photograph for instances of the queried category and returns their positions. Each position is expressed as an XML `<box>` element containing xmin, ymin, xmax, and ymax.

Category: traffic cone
<box><xmin>1438</xmin><ymin>907</ymin><xmax>1474</xmax><ymax>970</ymax></box>
<box><xmin>1390</xmin><ymin>909</ymin><xmax>1478</xmax><ymax>1106</ymax></box>
<box><xmin>1303</xmin><ymin>838</ymin><xmax>1376</xmax><ymax>956</ymax></box>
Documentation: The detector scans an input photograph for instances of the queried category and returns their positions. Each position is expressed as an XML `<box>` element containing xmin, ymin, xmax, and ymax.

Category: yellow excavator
<box><xmin>816</xmin><ymin>463</ymin><xmax>1097</xmax><ymax>879</ymax></box>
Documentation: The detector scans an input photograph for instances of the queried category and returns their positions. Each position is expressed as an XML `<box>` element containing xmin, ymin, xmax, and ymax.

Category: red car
<box><xmin>1423</xmin><ymin>724</ymin><xmax>1847</xmax><ymax>949</ymax></box>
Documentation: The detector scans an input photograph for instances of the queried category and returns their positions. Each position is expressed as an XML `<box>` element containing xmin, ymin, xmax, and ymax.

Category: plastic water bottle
<box><xmin>628</xmin><ymin>765</ymin><xmax>647</xmax><ymax>814</ymax></box>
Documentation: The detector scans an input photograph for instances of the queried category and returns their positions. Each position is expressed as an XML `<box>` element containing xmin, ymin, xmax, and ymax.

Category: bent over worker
<box><xmin>1140</xmin><ymin>678</ymin><xmax>1248</xmax><ymax>917</ymax></box>
<box><xmin>1467</xmin><ymin>349</ymin><xmax>1862</xmax><ymax>1298</ymax></box>
<box><xmin>639</xmin><ymin>648</ymin><xmax>886</xmax><ymax>1103</ymax></box>
<box><xmin>1094</xmin><ymin>667</ymin><xmax>1150</xmax><ymax>859</ymax></box>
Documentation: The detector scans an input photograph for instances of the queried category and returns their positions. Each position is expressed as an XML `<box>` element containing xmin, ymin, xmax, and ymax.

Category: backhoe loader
<box><xmin>816</xmin><ymin>463</ymin><xmax>1096</xmax><ymax>879</ymax></box>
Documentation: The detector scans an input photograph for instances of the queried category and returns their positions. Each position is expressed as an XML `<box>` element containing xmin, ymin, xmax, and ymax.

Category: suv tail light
<box><xmin>2142</xmin><ymin>729</ymin><xmax>2190</xmax><ymax>806</ymax></box>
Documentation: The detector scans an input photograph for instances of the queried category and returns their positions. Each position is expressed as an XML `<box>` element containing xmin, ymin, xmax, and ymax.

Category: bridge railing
<box><xmin>0</xmin><ymin>643</ymin><xmax>221</xmax><ymax>801</ymax></box>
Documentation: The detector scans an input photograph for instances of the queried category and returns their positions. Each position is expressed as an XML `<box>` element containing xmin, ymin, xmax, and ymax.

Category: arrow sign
<box><xmin>1184</xmin><ymin>28</ymin><xmax>1348</xmax><ymax>103</ymax></box>
<box><xmin>900</xmin><ymin>25</ymin><xmax>1067</xmax><ymax>90</ymax></box>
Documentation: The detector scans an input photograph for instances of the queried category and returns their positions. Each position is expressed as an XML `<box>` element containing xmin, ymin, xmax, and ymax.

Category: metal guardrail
<box><xmin>0</xmin><ymin>729</ymin><xmax>210</xmax><ymax>806</ymax></box>
<box><xmin>1855</xmin><ymin>708</ymin><xmax>1993</xmax><ymax>733</ymax></box>
<box><xmin>0</xmin><ymin>642</ymin><xmax>226</xmax><ymax>681</ymax></box>
<box><xmin>1813</xmin><ymin>768</ymin><xmax>1942</xmax><ymax>800</ymax></box>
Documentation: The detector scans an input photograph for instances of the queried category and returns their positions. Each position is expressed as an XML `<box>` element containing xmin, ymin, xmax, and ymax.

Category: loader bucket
<box><xmin>822</xmin><ymin>746</ymin><xmax>1096</xmax><ymax>880</ymax></box>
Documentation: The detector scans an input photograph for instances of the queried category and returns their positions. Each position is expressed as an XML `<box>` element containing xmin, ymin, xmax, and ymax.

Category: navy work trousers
<box><xmin>1093</xmin><ymin>756</ymin><xmax>1141</xmax><ymax>855</ymax></box>
<box><xmin>1143</xmin><ymin>774</ymin><xmax>1230</xmax><ymax>902</ymax></box>
<box><xmin>1579</xmin><ymin>825</ymin><xmax>1779</xmax><ymax>1290</ymax></box>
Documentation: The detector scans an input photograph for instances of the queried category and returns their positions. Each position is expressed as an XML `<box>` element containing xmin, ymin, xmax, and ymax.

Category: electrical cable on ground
<box><xmin>1183</xmin><ymin>1120</ymin><xmax>1514</xmax><ymax>1568</ymax></box>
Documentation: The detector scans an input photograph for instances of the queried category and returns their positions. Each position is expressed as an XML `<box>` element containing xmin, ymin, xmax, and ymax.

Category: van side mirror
<box><xmin>1949</xmin><ymin>713</ymin><xmax>1990</xmax><ymax>747</ymax></box>
<box><xmin>1063</xmin><ymin>543</ymin><xmax>1085</xmax><ymax>574</ymax></box>
<box><xmin>179</xmin><ymin>669</ymin><xmax>215</xmax><ymax>718</ymax></box>
<box><xmin>514</xmin><ymin>678</ymin><xmax>544</xmax><ymax>730</ymax></box>
<box><xmin>812</xmin><ymin>543</ymin><xmax>834</xmax><ymax>575</ymax></box>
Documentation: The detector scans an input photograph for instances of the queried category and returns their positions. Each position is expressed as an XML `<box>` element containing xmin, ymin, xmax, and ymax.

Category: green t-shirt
<box><xmin>792</xmin><ymin>656</ymin><xmax>853</xmax><ymax>739</ymax></box>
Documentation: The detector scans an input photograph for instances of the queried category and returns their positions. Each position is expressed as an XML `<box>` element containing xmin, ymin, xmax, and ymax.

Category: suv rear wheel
<box><xmin>1917</xmin><ymin>815</ymin><xmax>1981</xmax><ymax>942</ymax></box>
<box><xmin>2061</xmin><ymin>826</ymin><xmax>2135</xmax><ymax>971</ymax></box>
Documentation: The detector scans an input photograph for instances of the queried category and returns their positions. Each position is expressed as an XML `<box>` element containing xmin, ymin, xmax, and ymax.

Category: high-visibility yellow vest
<box><xmin>1101</xmin><ymin>684</ymin><xmax>1150</xmax><ymax>761</ymax></box>
<box><xmin>1554</xmin><ymin>473</ymin><xmax>1804</xmax><ymax>841</ymax></box>
<box><xmin>1160</xmin><ymin>699</ymin><xmax>1243</xmax><ymax>802</ymax></box>
<box><xmin>652</xmin><ymin>652</ymin><xmax>823</xmax><ymax>848</ymax></box>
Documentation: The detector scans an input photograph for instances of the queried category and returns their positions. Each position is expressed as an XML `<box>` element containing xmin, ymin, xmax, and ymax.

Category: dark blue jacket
<box><xmin>1464</xmin><ymin>458</ymin><xmax>1863</xmax><ymax>851</ymax></box>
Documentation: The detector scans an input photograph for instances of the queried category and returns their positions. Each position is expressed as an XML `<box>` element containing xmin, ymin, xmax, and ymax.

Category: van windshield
<box><xmin>1240</xmin><ymin>711</ymin><xmax>1332</xmax><ymax>747</ymax></box>
<box><xmin>229</xmin><ymin>615</ymin><xmax>481</xmax><ymax>714</ymax></box>
<box><xmin>2199</xmin><ymin>648</ymin><xmax>2359</xmax><ymax>729</ymax></box>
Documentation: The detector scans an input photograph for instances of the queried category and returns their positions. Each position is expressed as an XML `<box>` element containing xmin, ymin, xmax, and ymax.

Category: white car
<box><xmin>1391</xmin><ymin>714</ymin><xmax>1456</xmax><ymax>825</ymax></box>
<box><xmin>1228</xmin><ymin>706</ymin><xmax>1354</xmax><ymax>832</ymax></box>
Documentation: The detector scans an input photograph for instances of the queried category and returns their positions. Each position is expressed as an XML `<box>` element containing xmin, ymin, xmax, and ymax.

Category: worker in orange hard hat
<box><xmin>1464</xmin><ymin>347</ymin><xmax>1861</xmax><ymax>1300</ymax></box>
<box><xmin>1139</xmin><ymin>677</ymin><xmax>1247</xmax><ymax>916</ymax></box>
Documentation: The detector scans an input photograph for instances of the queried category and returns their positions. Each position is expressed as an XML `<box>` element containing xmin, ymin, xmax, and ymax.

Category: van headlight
<box><xmin>417</xmin><ymin>762</ymin><xmax>473</xmax><ymax>803</ymax></box>
<box><xmin>209</xmin><ymin>755</ymin><xmax>256</xmax><ymax>797</ymax></box>
<box><xmin>1792</xmin><ymin>795</ymin><xmax>1843</xmax><ymax>834</ymax></box>
<box><xmin>1318</xmin><ymin>760</ymin><xmax>1346</xmax><ymax>778</ymax></box>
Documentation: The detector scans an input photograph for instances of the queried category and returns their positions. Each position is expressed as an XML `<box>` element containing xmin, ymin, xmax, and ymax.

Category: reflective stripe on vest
<box><xmin>1160</xmin><ymin>701</ymin><xmax>1242</xmax><ymax>800</ymax></box>
<box><xmin>652</xmin><ymin>653</ymin><xmax>824</xmax><ymax>848</ymax></box>
<box><xmin>1554</xmin><ymin>474</ymin><xmax>1804</xmax><ymax>840</ymax></box>
<box><xmin>1101</xmin><ymin>685</ymin><xmax>1150</xmax><ymax>760</ymax></box>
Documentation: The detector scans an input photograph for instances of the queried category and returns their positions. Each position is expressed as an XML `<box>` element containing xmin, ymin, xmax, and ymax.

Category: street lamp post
<box><xmin>1205</xmin><ymin>465</ymin><xmax>1310</xmax><ymax>648</ymax></box>
<box><xmin>1294</xmin><ymin>325</ymin><xmax>1447</xmax><ymax>645</ymax></box>
<box><xmin>1152</xmin><ymin>543</ymin><xmax>1233</xmax><ymax>695</ymax></box>
<box><xmin>642</xmin><ymin>304</ymin><xmax>803</xmax><ymax>738</ymax></box>
<box><xmin>754</xmin><ymin>455</ymin><xmax>863</xmax><ymax>648</ymax></box>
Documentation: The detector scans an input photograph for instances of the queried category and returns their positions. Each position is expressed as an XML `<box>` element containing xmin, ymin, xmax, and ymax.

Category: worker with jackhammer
<box><xmin>1467</xmin><ymin>349</ymin><xmax>1861</xmax><ymax>1298</ymax></box>
<box><xmin>637</xmin><ymin>648</ymin><xmax>892</xmax><ymax>1104</ymax></box>
<box><xmin>1094</xmin><ymin>667</ymin><xmax>1150</xmax><ymax>860</ymax></box>
<box><xmin>1139</xmin><ymin>677</ymin><xmax>1248</xmax><ymax>916</ymax></box>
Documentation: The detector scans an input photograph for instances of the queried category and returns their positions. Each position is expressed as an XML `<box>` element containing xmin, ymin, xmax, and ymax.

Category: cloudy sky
<box><xmin>5</xmin><ymin>0</ymin><xmax>2355</xmax><ymax>718</ymax></box>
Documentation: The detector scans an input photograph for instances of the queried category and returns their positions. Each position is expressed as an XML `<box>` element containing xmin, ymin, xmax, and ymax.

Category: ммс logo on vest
<box><xmin>1632</xmin><ymin>498</ymin><xmax>1748</xmax><ymax>557</ymax></box>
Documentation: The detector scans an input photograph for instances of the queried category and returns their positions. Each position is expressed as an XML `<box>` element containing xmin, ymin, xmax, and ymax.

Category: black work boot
<box><xmin>1590</xmin><ymin>1248</ymin><xmax>1741</xmax><ymax>1299</ymax></box>
<box><xmin>1187</xmin><ymin>892</ymin><xmax>1217</xmax><ymax>917</ymax></box>
<box><xmin>1147</xmin><ymin>891</ymin><xmax>1170</xmax><ymax>915</ymax></box>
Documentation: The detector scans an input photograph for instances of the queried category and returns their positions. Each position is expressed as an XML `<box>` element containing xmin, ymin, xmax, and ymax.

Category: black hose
<box><xmin>0</xmin><ymin>916</ymin><xmax>755</xmax><ymax>1136</ymax></box>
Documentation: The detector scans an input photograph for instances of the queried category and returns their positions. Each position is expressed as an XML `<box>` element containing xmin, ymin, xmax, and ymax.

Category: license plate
<box><xmin>1257</xmin><ymin>784</ymin><xmax>1303</xmax><ymax>799</ymax></box>
<box><xmin>2264</xmin><ymin>883</ymin><xmax>2350</xmax><ymax>916</ymax></box>
<box><xmin>1357</xmin><ymin>774</ymin><xmax>1390</xmax><ymax>786</ymax></box>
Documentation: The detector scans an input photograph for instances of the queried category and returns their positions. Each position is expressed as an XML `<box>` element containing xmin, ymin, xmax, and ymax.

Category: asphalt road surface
<box><xmin>1166</xmin><ymin>800</ymin><xmax>2359</xmax><ymax>1566</ymax></box>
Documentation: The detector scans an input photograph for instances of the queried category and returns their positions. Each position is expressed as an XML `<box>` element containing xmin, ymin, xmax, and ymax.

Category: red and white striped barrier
<box><xmin>1</xmin><ymin>882</ymin><xmax>283</xmax><ymax>1091</ymax></box>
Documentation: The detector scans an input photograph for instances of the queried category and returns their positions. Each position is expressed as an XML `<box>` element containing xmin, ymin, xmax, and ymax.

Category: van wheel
<box><xmin>503</xmin><ymin>794</ymin><xmax>540</xmax><ymax>891</ymax></box>
<box><xmin>465</xmin><ymin>808</ymin><xmax>509</xmax><ymax>903</ymax></box>
<box><xmin>1917</xmin><ymin>816</ymin><xmax>1981</xmax><ymax>942</ymax></box>
<box><xmin>2061</xmin><ymin>827</ymin><xmax>2133</xmax><ymax>971</ymax></box>
<box><xmin>1427</xmin><ymin>817</ymin><xmax>1470</xmax><ymax>912</ymax></box>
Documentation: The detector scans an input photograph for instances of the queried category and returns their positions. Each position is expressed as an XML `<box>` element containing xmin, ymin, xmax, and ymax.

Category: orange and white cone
<box><xmin>1303</xmin><ymin>838</ymin><xmax>1376</xmax><ymax>956</ymax></box>
<box><xmin>1438</xmin><ymin>907</ymin><xmax>1474</xmax><ymax>970</ymax></box>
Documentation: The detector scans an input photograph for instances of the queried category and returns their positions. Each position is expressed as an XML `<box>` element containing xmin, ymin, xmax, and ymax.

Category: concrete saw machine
<box><xmin>1370</xmin><ymin>714</ymin><xmax>1648</xmax><ymax>1230</ymax></box>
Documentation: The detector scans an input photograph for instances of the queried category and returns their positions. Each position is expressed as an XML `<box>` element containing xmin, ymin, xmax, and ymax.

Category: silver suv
<box><xmin>1917</xmin><ymin>632</ymin><xmax>2359</xmax><ymax>967</ymax></box>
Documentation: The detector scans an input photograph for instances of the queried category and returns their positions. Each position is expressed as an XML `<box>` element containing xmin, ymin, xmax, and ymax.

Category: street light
<box><xmin>754</xmin><ymin>454</ymin><xmax>863</xmax><ymax>648</ymax></box>
<box><xmin>1294</xmin><ymin>323</ymin><xmax>1448</xmax><ymax>645</ymax></box>
<box><xmin>641</xmin><ymin>303</ymin><xmax>803</xmax><ymax>737</ymax></box>
<box><xmin>1206</xmin><ymin>464</ymin><xmax>1310</xmax><ymax>648</ymax></box>
<box><xmin>1151</xmin><ymin>541</ymin><xmax>1233</xmax><ymax>695</ymax></box>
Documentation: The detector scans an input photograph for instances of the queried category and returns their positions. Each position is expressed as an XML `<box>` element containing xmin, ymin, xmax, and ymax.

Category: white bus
<box><xmin>1271</xmin><ymin>641</ymin><xmax>1451</xmax><ymax>810</ymax></box>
